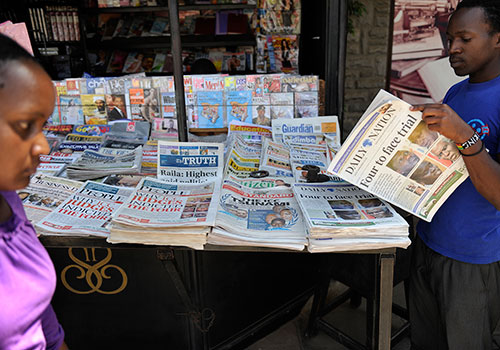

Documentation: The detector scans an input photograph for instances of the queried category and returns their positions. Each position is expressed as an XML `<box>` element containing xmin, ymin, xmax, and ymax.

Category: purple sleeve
<box><xmin>41</xmin><ymin>305</ymin><xmax>65</xmax><ymax>350</ymax></box>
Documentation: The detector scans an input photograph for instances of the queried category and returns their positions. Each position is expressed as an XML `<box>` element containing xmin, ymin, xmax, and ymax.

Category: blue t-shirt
<box><xmin>417</xmin><ymin>75</ymin><xmax>500</xmax><ymax>264</ymax></box>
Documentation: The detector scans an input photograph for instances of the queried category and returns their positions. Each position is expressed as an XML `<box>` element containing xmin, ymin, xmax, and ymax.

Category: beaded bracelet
<box><xmin>459</xmin><ymin>140</ymin><xmax>484</xmax><ymax>157</ymax></box>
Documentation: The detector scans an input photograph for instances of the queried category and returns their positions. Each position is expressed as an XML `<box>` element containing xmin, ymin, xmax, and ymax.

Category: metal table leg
<box><xmin>373</xmin><ymin>252</ymin><xmax>396</xmax><ymax>350</ymax></box>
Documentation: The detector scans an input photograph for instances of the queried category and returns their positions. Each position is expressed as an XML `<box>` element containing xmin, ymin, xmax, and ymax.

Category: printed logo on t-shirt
<box><xmin>468</xmin><ymin>119</ymin><xmax>489</xmax><ymax>140</ymax></box>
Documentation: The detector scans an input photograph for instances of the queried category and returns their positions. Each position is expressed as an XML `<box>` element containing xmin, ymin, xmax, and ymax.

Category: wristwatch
<box><xmin>455</xmin><ymin>132</ymin><xmax>480</xmax><ymax>150</ymax></box>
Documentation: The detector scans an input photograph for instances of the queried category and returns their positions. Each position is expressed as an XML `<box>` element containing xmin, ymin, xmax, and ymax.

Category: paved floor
<box><xmin>246</xmin><ymin>281</ymin><xmax>410</xmax><ymax>350</ymax></box>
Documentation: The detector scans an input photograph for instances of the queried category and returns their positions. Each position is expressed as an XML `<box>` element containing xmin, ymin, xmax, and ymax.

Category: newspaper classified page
<box><xmin>328</xmin><ymin>90</ymin><xmax>468</xmax><ymax>221</ymax></box>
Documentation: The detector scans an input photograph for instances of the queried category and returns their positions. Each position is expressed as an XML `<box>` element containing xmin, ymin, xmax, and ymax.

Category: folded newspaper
<box><xmin>293</xmin><ymin>182</ymin><xmax>410</xmax><ymax>252</ymax></box>
<box><xmin>209</xmin><ymin>179</ymin><xmax>307</xmax><ymax>251</ymax></box>
<box><xmin>35</xmin><ymin>181</ymin><xmax>133</xmax><ymax>237</ymax></box>
<box><xmin>66</xmin><ymin>146</ymin><xmax>143</xmax><ymax>180</ymax></box>
<box><xmin>157</xmin><ymin>141</ymin><xmax>224</xmax><ymax>184</ymax></box>
<box><xmin>18</xmin><ymin>174</ymin><xmax>82</xmax><ymax>224</ymax></box>
<box><xmin>108</xmin><ymin>177</ymin><xmax>219</xmax><ymax>249</ymax></box>
<box><xmin>328</xmin><ymin>90</ymin><xmax>468</xmax><ymax>222</ymax></box>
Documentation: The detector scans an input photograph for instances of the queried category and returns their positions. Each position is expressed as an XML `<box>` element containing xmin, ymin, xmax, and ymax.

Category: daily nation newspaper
<box><xmin>272</xmin><ymin>116</ymin><xmax>341</xmax><ymax>147</ymax></box>
<box><xmin>18</xmin><ymin>174</ymin><xmax>82</xmax><ymax>223</ymax></box>
<box><xmin>214</xmin><ymin>179</ymin><xmax>307</xmax><ymax>247</ymax></box>
<box><xmin>111</xmin><ymin>177</ymin><xmax>219</xmax><ymax>228</ymax></box>
<box><xmin>328</xmin><ymin>90</ymin><xmax>468</xmax><ymax>221</ymax></box>
<box><xmin>157</xmin><ymin>141</ymin><xmax>224</xmax><ymax>184</ymax></box>
<box><xmin>293</xmin><ymin>183</ymin><xmax>410</xmax><ymax>239</ymax></box>
<box><xmin>36</xmin><ymin>181</ymin><xmax>133</xmax><ymax>237</ymax></box>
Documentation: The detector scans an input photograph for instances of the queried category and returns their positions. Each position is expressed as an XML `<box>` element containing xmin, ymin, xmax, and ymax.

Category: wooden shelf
<box><xmin>83</xmin><ymin>4</ymin><xmax>255</xmax><ymax>14</ymax></box>
<box><xmin>34</xmin><ymin>41</ymin><xmax>81</xmax><ymax>46</ymax></box>
<box><xmin>87</xmin><ymin>33</ymin><xmax>255</xmax><ymax>49</ymax></box>
<box><xmin>189</xmin><ymin>127</ymin><xmax>228</xmax><ymax>134</ymax></box>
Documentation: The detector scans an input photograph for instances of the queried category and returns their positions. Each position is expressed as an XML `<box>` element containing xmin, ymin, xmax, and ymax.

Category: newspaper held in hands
<box><xmin>35</xmin><ymin>181</ymin><xmax>133</xmax><ymax>237</ymax></box>
<box><xmin>327</xmin><ymin>90</ymin><xmax>468</xmax><ymax>222</ymax></box>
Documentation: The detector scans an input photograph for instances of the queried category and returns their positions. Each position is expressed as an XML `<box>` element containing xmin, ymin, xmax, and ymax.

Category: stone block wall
<box><xmin>343</xmin><ymin>0</ymin><xmax>392</xmax><ymax>139</ymax></box>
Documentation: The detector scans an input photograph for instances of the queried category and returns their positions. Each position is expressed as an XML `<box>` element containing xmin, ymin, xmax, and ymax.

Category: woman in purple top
<box><xmin>0</xmin><ymin>34</ymin><xmax>68</xmax><ymax>349</ymax></box>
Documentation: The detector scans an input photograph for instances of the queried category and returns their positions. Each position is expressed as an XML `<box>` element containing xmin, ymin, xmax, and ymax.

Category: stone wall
<box><xmin>343</xmin><ymin>0</ymin><xmax>392</xmax><ymax>139</ymax></box>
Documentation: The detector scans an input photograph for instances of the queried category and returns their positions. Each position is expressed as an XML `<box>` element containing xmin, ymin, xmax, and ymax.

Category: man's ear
<box><xmin>495</xmin><ymin>31</ymin><xmax>500</xmax><ymax>48</ymax></box>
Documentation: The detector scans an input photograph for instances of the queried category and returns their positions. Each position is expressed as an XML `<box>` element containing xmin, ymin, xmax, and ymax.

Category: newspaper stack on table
<box><xmin>209</xmin><ymin>179</ymin><xmax>307</xmax><ymax>251</ymax></box>
<box><xmin>108</xmin><ymin>142</ymin><xmax>225</xmax><ymax>249</ymax></box>
<box><xmin>66</xmin><ymin>146</ymin><xmax>142</xmax><ymax>180</ymax></box>
<box><xmin>35</xmin><ymin>182</ymin><xmax>133</xmax><ymax>237</ymax></box>
<box><xmin>328</xmin><ymin>89</ymin><xmax>468</xmax><ymax>222</ymax></box>
<box><xmin>108</xmin><ymin>178</ymin><xmax>219</xmax><ymax>249</ymax></box>
<box><xmin>293</xmin><ymin>183</ymin><xmax>410</xmax><ymax>252</ymax></box>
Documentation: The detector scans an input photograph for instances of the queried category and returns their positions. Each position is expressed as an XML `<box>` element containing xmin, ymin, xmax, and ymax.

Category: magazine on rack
<box><xmin>108</xmin><ymin>177</ymin><xmax>219</xmax><ymax>249</ymax></box>
<box><xmin>18</xmin><ymin>174</ymin><xmax>82</xmax><ymax>224</ymax></box>
<box><xmin>209</xmin><ymin>179</ymin><xmax>307</xmax><ymax>251</ymax></box>
<box><xmin>35</xmin><ymin>181</ymin><xmax>133</xmax><ymax>237</ymax></box>
<box><xmin>157</xmin><ymin>141</ymin><xmax>224</xmax><ymax>184</ymax></box>
<box><xmin>327</xmin><ymin>90</ymin><xmax>469</xmax><ymax>221</ymax></box>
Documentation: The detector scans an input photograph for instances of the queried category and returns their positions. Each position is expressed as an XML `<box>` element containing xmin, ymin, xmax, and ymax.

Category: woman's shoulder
<box><xmin>0</xmin><ymin>191</ymin><xmax>27</xmax><ymax>221</ymax></box>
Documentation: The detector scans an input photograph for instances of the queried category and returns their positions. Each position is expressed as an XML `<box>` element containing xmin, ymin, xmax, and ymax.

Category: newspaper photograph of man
<box><xmin>386</xmin><ymin>149</ymin><xmax>420</xmax><ymax>176</ymax></box>
<box><xmin>407</xmin><ymin>120</ymin><xmax>439</xmax><ymax>147</ymax></box>
<box><xmin>410</xmin><ymin>159</ymin><xmax>445</xmax><ymax>186</ymax></box>
<box><xmin>429</xmin><ymin>139</ymin><xmax>460</xmax><ymax>165</ymax></box>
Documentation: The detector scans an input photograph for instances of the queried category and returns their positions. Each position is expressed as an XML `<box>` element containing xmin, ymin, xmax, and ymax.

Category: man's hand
<box><xmin>410</xmin><ymin>104</ymin><xmax>474</xmax><ymax>143</ymax></box>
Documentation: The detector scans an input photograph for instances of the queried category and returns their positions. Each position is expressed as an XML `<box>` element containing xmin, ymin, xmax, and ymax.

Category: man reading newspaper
<box><xmin>407</xmin><ymin>2</ymin><xmax>500</xmax><ymax>349</ymax></box>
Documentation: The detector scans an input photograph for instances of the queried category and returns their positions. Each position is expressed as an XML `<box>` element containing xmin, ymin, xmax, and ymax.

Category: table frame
<box><xmin>40</xmin><ymin>236</ymin><xmax>396</xmax><ymax>350</ymax></box>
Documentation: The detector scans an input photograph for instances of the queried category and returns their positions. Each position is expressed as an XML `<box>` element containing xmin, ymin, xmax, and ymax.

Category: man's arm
<box><xmin>411</xmin><ymin>103</ymin><xmax>500</xmax><ymax>210</ymax></box>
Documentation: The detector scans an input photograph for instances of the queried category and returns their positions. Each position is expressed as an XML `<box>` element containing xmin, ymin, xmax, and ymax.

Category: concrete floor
<box><xmin>246</xmin><ymin>281</ymin><xmax>410</xmax><ymax>350</ymax></box>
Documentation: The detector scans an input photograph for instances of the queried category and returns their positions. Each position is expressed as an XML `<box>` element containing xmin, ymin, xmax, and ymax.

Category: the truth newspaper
<box><xmin>157</xmin><ymin>141</ymin><xmax>224</xmax><ymax>184</ymax></box>
<box><xmin>328</xmin><ymin>90</ymin><xmax>468</xmax><ymax>221</ymax></box>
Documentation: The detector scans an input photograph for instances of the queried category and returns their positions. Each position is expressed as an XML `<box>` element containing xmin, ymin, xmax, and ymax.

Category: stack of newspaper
<box><xmin>107</xmin><ymin>142</ymin><xmax>225</xmax><ymax>248</ymax></box>
<box><xmin>66</xmin><ymin>146</ymin><xmax>142</xmax><ymax>180</ymax></box>
<box><xmin>35</xmin><ymin>181</ymin><xmax>133</xmax><ymax>237</ymax></box>
<box><xmin>209</xmin><ymin>179</ymin><xmax>307</xmax><ymax>251</ymax></box>
<box><xmin>108</xmin><ymin>178</ymin><xmax>219</xmax><ymax>249</ymax></box>
<box><xmin>293</xmin><ymin>182</ymin><xmax>411</xmax><ymax>252</ymax></box>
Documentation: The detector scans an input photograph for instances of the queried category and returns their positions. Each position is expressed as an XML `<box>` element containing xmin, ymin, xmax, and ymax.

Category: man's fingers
<box><xmin>410</xmin><ymin>103</ymin><xmax>442</xmax><ymax>111</ymax></box>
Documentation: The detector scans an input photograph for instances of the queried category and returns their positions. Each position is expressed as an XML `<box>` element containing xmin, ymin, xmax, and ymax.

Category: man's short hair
<box><xmin>456</xmin><ymin>0</ymin><xmax>500</xmax><ymax>33</ymax></box>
